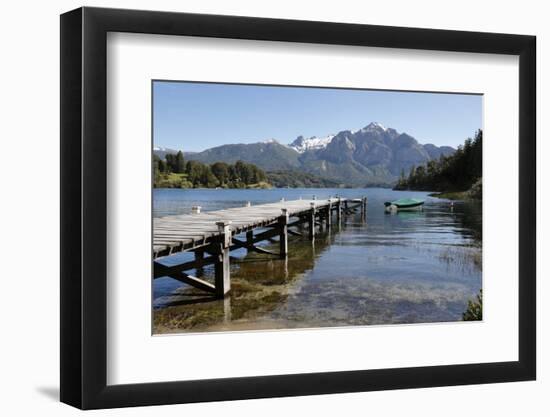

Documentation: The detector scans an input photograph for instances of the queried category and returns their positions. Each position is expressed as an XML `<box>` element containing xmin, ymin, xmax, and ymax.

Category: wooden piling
<box><xmin>246</xmin><ymin>230</ymin><xmax>254</xmax><ymax>254</ymax></box>
<box><xmin>279</xmin><ymin>208</ymin><xmax>289</xmax><ymax>258</ymax></box>
<box><xmin>326</xmin><ymin>200</ymin><xmax>332</xmax><ymax>229</ymax></box>
<box><xmin>223</xmin><ymin>297</ymin><xmax>232</xmax><ymax>322</ymax></box>
<box><xmin>214</xmin><ymin>220</ymin><xmax>232</xmax><ymax>298</ymax></box>
<box><xmin>309</xmin><ymin>202</ymin><xmax>316</xmax><ymax>240</ymax></box>
<box><xmin>195</xmin><ymin>249</ymin><xmax>204</xmax><ymax>276</ymax></box>
<box><xmin>336</xmin><ymin>197</ymin><xmax>342</xmax><ymax>226</ymax></box>
<box><xmin>153</xmin><ymin>197</ymin><xmax>366</xmax><ymax>297</ymax></box>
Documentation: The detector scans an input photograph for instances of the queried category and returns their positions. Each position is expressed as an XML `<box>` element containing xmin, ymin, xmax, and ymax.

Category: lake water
<box><xmin>153</xmin><ymin>188</ymin><xmax>482</xmax><ymax>333</ymax></box>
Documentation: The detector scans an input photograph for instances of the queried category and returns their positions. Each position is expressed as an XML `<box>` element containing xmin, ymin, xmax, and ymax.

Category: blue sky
<box><xmin>153</xmin><ymin>81</ymin><xmax>482</xmax><ymax>151</ymax></box>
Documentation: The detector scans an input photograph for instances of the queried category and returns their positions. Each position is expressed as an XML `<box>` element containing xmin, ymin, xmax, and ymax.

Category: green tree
<box><xmin>394</xmin><ymin>130</ymin><xmax>482</xmax><ymax>194</ymax></box>
<box><xmin>185</xmin><ymin>160</ymin><xmax>204</xmax><ymax>187</ymax></box>
<box><xmin>211</xmin><ymin>162</ymin><xmax>230</xmax><ymax>186</ymax></box>
<box><xmin>174</xmin><ymin>151</ymin><xmax>185</xmax><ymax>173</ymax></box>
<box><xmin>200</xmin><ymin>165</ymin><xmax>219</xmax><ymax>188</ymax></box>
<box><xmin>157</xmin><ymin>158</ymin><xmax>166</xmax><ymax>173</ymax></box>
<box><xmin>165</xmin><ymin>153</ymin><xmax>175</xmax><ymax>172</ymax></box>
<box><xmin>235</xmin><ymin>160</ymin><xmax>249</xmax><ymax>184</ymax></box>
<box><xmin>153</xmin><ymin>155</ymin><xmax>161</xmax><ymax>186</ymax></box>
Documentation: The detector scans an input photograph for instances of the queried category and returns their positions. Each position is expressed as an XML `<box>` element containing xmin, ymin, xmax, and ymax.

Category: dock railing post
<box><xmin>309</xmin><ymin>202</ymin><xmax>316</xmax><ymax>240</ymax></box>
<box><xmin>279</xmin><ymin>208</ymin><xmax>289</xmax><ymax>258</ymax></box>
<box><xmin>361</xmin><ymin>196</ymin><xmax>367</xmax><ymax>221</ymax></box>
<box><xmin>214</xmin><ymin>220</ymin><xmax>232</xmax><ymax>298</ymax></box>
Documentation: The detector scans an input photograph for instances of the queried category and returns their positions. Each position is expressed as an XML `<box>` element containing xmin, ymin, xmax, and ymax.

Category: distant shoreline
<box><xmin>153</xmin><ymin>184</ymin><xmax>396</xmax><ymax>190</ymax></box>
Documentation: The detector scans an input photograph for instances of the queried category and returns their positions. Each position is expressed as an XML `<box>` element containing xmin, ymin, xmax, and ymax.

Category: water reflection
<box><xmin>154</xmin><ymin>222</ymin><xmax>340</xmax><ymax>333</ymax></box>
<box><xmin>153</xmin><ymin>188</ymin><xmax>482</xmax><ymax>333</ymax></box>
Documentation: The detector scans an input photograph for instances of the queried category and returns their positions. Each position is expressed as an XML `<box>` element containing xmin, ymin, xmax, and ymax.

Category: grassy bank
<box><xmin>429</xmin><ymin>178</ymin><xmax>482</xmax><ymax>201</ymax></box>
<box><xmin>155</xmin><ymin>172</ymin><xmax>192</xmax><ymax>188</ymax></box>
<box><xmin>154</xmin><ymin>172</ymin><xmax>272</xmax><ymax>189</ymax></box>
<box><xmin>429</xmin><ymin>190</ymin><xmax>470</xmax><ymax>200</ymax></box>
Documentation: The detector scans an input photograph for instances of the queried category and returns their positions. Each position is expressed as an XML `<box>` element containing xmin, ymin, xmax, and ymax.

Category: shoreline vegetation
<box><xmin>463</xmin><ymin>289</ymin><xmax>483</xmax><ymax>321</ymax></box>
<box><xmin>394</xmin><ymin>130</ymin><xmax>482</xmax><ymax>201</ymax></box>
<box><xmin>154</xmin><ymin>130</ymin><xmax>482</xmax><ymax>194</ymax></box>
<box><xmin>428</xmin><ymin>179</ymin><xmax>481</xmax><ymax>201</ymax></box>
<box><xmin>153</xmin><ymin>151</ymin><xmax>361</xmax><ymax>189</ymax></box>
<box><xmin>154</xmin><ymin>152</ymin><xmax>271</xmax><ymax>189</ymax></box>
<box><xmin>266</xmin><ymin>170</ymin><xmax>341</xmax><ymax>188</ymax></box>
<box><xmin>391</xmin><ymin>129</ymin><xmax>483</xmax><ymax>321</ymax></box>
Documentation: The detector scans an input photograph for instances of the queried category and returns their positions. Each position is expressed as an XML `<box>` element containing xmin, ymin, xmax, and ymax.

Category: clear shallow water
<box><xmin>153</xmin><ymin>188</ymin><xmax>482</xmax><ymax>333</ymax></box>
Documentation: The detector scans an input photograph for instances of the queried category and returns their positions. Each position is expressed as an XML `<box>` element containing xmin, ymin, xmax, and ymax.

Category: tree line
<box><xmin>154</xmin><ymin>151</ymin><xmax>268</xmax><ymax>188</ymax></box>
<box><xmin>267</xmin><ymin>170</ymin><xmax>341</xmax><ymax>188</ymax></box>
<box><xmin>394</xmin><ymin>129</ymin><xmax>482</xmax><ymax>193</ymax></box>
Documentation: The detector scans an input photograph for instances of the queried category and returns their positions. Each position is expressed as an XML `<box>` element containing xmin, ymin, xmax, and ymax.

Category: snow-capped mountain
<box><xmin>288</xmin><ymin>122</ymin><xmax>390</xmax><ymax>153</ymax></box>
<box><xmin>153</xmin><ymin>146</ymin><xmax>176</xmax><ymax>152</ymax></box>
<box><xmin>153</xmin><ymin>146</ymin><xmax>181</xmax><ymax>159</ymax></box>
<box><xmin>156</xmin><ymin>122</ymin><xmax>456</xmax><ymax>186</ymax></box>
<box><xmin>360</xmin><ymin>121</ymin><xmax>387</xmax><ymax>133</ymax></box>
<box><xmin>261</xmin><ymin>138</ymin><xmax>281</xmax><ymax>144</ymax></box>
<box><xmin>289</xmin><ymin>134</ymin><xmax>335</xmax><ymax>153</ymax></box>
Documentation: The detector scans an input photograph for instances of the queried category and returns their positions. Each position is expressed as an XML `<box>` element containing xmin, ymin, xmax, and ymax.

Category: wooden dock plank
<box><xmin>153</xmin><ymin>198</ymin><xmax>352</xmax><ymax>259</ymax></box>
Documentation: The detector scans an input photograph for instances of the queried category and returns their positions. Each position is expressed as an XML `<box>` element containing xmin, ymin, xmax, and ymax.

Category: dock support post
<box><xmin>246</xmin><ymin>230</ymin><xmax>254</xmax><ymax>254</ymax></box>
<box><xmin>336</xmin><ymin>197</ymin><xmax>342</xmax><ymax>226</ymax></box>
<box><xmin>223</xmin><ymin>297</ymin><xmax>232</xmax><ymax>322</ymax></box>
<box><xmin>308</xmin><ymin>202</ymin><xmax>316</xmax><ymax>240</ymax></box>
<box><xmin>279</xmin><ymin>208</ymin><xmax>289</xmax><ymax>258</ymax></box>
<box><xmin>214</xmin><ymin>221</ymin><xmax>232</xmax><ymax>298</ymax></box>
<box><xmin>326</xmin><ymin>200</ymin><xmax>332</xmax><ymax>230</ymax></box>
<box><xmin>361</xmin><ymin>197</ymin><xmax>367</xmax><ymax>221</ymax></box>
<box><xmin>195</xmin><ymin>249</ymin><xmax>204</xmax><ymax>276</ymax></box>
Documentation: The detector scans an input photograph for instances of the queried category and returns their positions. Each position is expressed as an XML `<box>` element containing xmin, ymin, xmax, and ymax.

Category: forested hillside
<box><xmin>177</xmin><ymin>122</ymin><xmax>455</xmax><ymax>186</ymax></box>
<box><xmin>266</xmin><ymin>170</ymin><xmax>341</xmax><ymax>188</ymax></box>
<box><xmin>394</xmin><ymin>130</ymin><xmax>482</xmax><ymax>196</ymax></box>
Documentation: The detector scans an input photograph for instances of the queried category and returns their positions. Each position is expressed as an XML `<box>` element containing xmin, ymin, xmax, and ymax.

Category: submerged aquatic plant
<box><xmin>438</xmin><ymin>245</ymin><xmax>482</xmax><ymax>273</ymax></box>
<box><xmin>462</xmin><ymin>289</ymin><xmax>482</xmax><ymax>321</ymax></box>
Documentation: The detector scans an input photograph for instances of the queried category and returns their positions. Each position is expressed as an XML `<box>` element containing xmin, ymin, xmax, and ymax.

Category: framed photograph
<box><xmin>60</xmin><ymin>6</ymin><xmax>536</xmax><ymax>409</ymax></box>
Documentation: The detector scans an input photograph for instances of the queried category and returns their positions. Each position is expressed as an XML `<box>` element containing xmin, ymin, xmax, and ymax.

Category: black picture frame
<box><xmin>60</xmin><ymin>6</ymin><xmax>536</xmax><ymax>410</ymax></box>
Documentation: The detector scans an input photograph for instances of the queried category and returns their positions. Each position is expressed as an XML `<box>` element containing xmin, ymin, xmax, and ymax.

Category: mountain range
<box><xmin>155</xmin><ymin>122</ymin><xmax>455</xmax><ymax>186</ymax></box>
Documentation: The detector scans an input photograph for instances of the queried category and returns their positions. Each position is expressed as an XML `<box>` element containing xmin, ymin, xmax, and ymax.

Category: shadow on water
<box><xmin>153</xmin><ymin>220</ymin><xmax>345</xmax><ymax>333</ymax></box>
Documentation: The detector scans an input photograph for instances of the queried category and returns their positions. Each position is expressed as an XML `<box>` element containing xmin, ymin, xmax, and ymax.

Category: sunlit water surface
<box><xmin>152</xmin><ymin>188</ymin><xmax>482</xmax><ymax>333</ymax></box>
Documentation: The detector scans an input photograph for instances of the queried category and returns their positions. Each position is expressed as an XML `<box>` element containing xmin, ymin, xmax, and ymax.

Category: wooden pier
<box><xmin>153</xmin><ymin>197</ymin><xmax>367</xmax><ymax>298</ymax></box>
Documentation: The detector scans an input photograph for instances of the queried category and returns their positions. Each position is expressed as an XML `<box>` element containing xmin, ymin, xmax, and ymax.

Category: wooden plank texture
<box><xmin>153</xmin><ymin>198</ymin><xmax>351</xmax><ymax>259</ymax></box>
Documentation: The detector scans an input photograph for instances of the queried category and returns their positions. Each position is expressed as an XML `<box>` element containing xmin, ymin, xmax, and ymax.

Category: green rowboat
<box><xmin>384</xmin><ymin>198</ymin><xmax>425</xmax><ymax>211</ymax></box>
